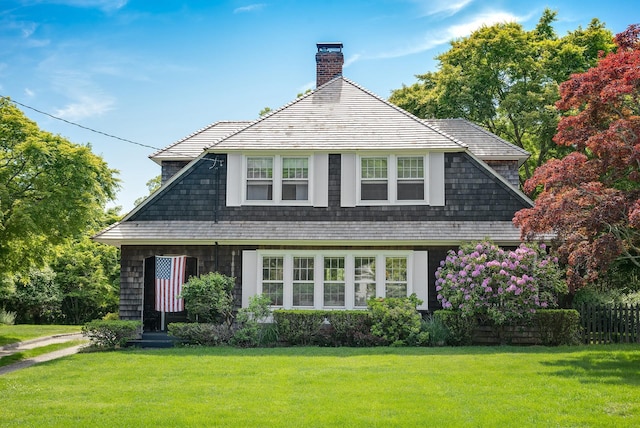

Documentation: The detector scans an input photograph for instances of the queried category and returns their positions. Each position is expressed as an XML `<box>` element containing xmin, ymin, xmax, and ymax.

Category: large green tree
<box><xmin>0</xmin><ymin>97</ymin><xmax>119</xmax><ymax>278</ymax></box>
<box><xmin>514</xmin><ymin>25</ymin><xmax>640</xmax><ymax>292</ymax></box>
<box><xmin>389</xmin><ymin>10</ymin><xmax>615</xmax><ymax>182</ymax></box>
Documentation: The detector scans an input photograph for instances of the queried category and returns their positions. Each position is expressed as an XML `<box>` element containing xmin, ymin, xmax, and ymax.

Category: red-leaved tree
<box><xmin>514</xmin><ymin>24</ymin><xmax>640</xmax><ymax>292</ymax></box>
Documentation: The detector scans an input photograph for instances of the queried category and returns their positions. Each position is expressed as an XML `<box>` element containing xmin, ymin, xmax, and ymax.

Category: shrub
<box><xmin>422</xmin><ymin>314</ymin><xmax>449</xmax><ymax>346</ymax></box>
<box><xmin>102</xmin><ymin>312</ymin><xmax>119</xmax><ymax>321</ymax></box>
<box><xmin>180</xmin><ymin>272</ymin><xmax>235</xmax><ymax>325</ymax></box>
<box><xmin>168</xmin><ymin>322</ymin><xmax>233</xmax><ymax>346</ymax></box>
<box><xmin>368</xmin><ymin>295</ymin><xmax>429</xmax><ymax>346</ymax></box>
<box><xmin>231</xmin><ymin>294</ymin><xmax>276</xmax><ymax>347</ymax></box>
<box><xmin>273</xmin><ymin>310</ymin><xmax>327</xmax><ymax>345</ymax></box>
<box><xmin>435</xmin><ymin>241</ymin><xmax>567</xmax><ymax>326</ymax></box>
<box><xmin>0</xmin><ymin>308</ymin><xmax>16</xmax><ymax>325</ymax></box>
<box><xmin>82</xmin><ymin>320</ymin><xmax>141</xmax><ymax>349</ymax></box>
<box><xmin>432</xmin><ymin>310</ymin><xmax>476</xmax><ymax>346</ymax></box>
<box><xmin>324</xmin><ymin>311</ymin><xmax>380</xmax><ymax>347</ymax></box>
<box><xmin>535</xmin><ymin>309</ymin><xmax>582</xmax><ymax>346</ymax></box>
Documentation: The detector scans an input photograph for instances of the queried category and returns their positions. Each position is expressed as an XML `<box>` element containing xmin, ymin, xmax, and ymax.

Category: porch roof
<box><xmin>93</xmin><ymin>220</ymin><xmax>525</xmax><ymax>247</ymax></box>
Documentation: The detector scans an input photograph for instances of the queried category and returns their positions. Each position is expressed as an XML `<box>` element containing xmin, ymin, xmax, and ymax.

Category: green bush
<box><xmin>102</xmin><ymin>312</ymin><xmax>119</xmax><ymax>321</ymax></box>
<box><xmin>180</xmin><ymin>272</ymin><xmax>235</xmax><ymax>325</ymax></box>
<box><xmin>82</xmin><ymin>320</ymin><xmax>141</xmax><ymax>349</ymax></box>
<box><xmin>273</xmin><ymin>310</ymin><xmax>327</xmax><ymax>345</ymax></box>
<box><xmin>231</xmin><ymin>295</ymin><xmax>276</xmax><ymax>347</ymax></box>
<box><xmin>167</xmin><ymin>322</ymin><xmax>233</xmax><ymax>346</ymax></box>
<box><xmin>535</xmin><ymin>309</ymin><xmax>582</xmax><ymax>346</ymax></box>
<box><xmin>433</xmin><ymin>310</ymin><xmax>476</xmax><ymax>346</ymax></box>
<box><xmin>324</xmin><ymin>311</ymin><xmax>380</xmax><ymax>347</ymax></box>
<box><xmin>368</xmin><ymin>295</ymin><xmax>429</xmax><ymax>346</ymax></box>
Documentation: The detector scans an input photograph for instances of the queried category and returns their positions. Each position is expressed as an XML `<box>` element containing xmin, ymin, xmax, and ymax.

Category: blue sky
<box><xmin>1</xmin><ymin>0</ymin><xmax>638</xmax><ymax>212</ymax></box>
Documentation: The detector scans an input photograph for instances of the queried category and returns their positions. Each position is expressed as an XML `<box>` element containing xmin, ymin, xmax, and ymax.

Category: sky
<box><xmin>1</xmin><ymin>0</ymin><xmax>638</xmax><ymax>213</ymax></box>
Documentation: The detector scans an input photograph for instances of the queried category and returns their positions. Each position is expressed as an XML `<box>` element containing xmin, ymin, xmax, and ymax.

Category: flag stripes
<box><xmin>155</xmin><ymin>256</ymin><xmax>186</xmax><ymax>312</ymax></box>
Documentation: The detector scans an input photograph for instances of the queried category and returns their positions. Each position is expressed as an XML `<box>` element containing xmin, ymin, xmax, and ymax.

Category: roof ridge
<box><xmin>341</xmin><ymin>77</ymin><xmax>468</xmax><ymax>149</ymax></box>
<box><xmin>150</xmin><ymin>120</ymin><xmax>252</xmax><ymax>159</ymax></box>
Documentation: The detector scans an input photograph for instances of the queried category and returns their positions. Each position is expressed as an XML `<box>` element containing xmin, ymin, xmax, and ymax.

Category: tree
<box><xmin>0</xmin><ymin>98</ymin><xmax>119</xmax><ymax>278</ymax></box>
<box><xmin>389</xmin><ymin>10</ymin><xmax>615</xmax><ymax>182</ymax></box>
<box><xmin>514</xmin><ymin>25</ymin><xmax>640</xmax><ymax>292</ymax></box>
<box><xmin>134</xmin><ymin>175</ymin><xmax>161</xmax><ymax>206</ymax></box>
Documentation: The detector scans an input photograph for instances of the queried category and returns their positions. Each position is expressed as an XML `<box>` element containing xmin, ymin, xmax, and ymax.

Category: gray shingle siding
<box><xmin>130</xmin><ymin>152</ymin><xmax>529</xmax><ymax>223</ymax></box>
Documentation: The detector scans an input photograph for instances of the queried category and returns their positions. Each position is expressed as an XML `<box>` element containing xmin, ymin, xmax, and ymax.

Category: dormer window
<box><xmin>246</xmin><ymin>157</ymin><xmax>273</xmax><ymax>200</ymax></box>
<box><xmin>356</xmin><ymin>154</ymin><xmax>429</xmax><ymax>204</ymax></box>
<box><xmin>282</xmin><ymin>157</ymin><xmax>309</xmax><ymax>200</ymax></box>
<box><xmin>360</xmin><ymin>157</ymin><xmax>388</xmax><ymax>200</ymax></box>
<box><xmin>397</xmin><ymin>156</ymin><xmax>424</xmax><ymax>200</ymax></box>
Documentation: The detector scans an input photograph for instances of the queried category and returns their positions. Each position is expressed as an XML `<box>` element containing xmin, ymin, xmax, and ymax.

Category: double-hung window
<box><xmin>262</xmin><ymin>256</ymin><xmax>284</xmax><ymax>306</ymax></box>
<box><xmin>244</xmin><ymin>155</ymin><xmax>312</xmax><ymax>203</ymax></box>
<box><xmin>360</xmin><ymin>157</ymin><xmax>388</xmax><ymax>201</ymax></box>
<box><xmin>354</xmin><ymin>256</ymin><xmax>376</xmax><ymax>307</ymax></box>
<box><xmin>397</xmin><ymin>156</ymin><xmax>424</xmax><ymax>200</ymax></box>
<box><xmin>293</xmin><ymin>257</ymin><xmax>314</xmax><ymax>307</ymax></box>
<box><xmin>357</xmin><ymin>154</ymin><xmax>428</xmax><ymax>204</ymax></box>
<box><xmin>385</xmin><ymin>257</ymin><xmax>407</xmax><ymax>298</ymax></box>
<box><xmin>246</xmin><ymin>157</ymin><xmax>273</xmax><ymax>201</ymax></box>
<box><xmin>282</xmin><ymin>157</ymin><xmax>309</xmax><ymax>201</ymax></box>
<box><xmin>323</xmin><ymin>257</ymin><xmax>345</xmax><ymax>307</ymax></box>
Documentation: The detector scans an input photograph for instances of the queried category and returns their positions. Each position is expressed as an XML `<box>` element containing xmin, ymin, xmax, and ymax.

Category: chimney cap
<box><xmin>317</xmin><ymin>42</ymin><xmax>343</xmax><ymax>52</ymax></box>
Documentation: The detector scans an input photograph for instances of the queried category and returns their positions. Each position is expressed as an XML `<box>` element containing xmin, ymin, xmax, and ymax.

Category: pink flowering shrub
<box><xmin>435</xmin><ymin>241</ymin><xmax>567</xmax><ymax>325</ymax></box>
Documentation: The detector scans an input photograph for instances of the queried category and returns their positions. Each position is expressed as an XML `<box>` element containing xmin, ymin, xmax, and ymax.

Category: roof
<box><xmin>149</xmin><ymin>120</ymin><xmax>251</xmax><ymax>164</ymax></box>
<box><xmin>93</xmin><ymin>220</ymin><xmax>524</xmax><ymax>247</ymax></box>
<box><xmin>207</xmin><ymin>78</ymin><xmax>465</xmax><ymax>152</ymax></box>
<box><xmin>424</xmin><ymin>119</ymin><xmax>529</xmax><ymax>166</ymax></box>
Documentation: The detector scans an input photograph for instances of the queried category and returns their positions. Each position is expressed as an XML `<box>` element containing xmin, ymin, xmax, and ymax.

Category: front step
<box><xmin>128</xmin><ymin>332</ymin><xmax>181</xmax><ymax>348</ymax></box>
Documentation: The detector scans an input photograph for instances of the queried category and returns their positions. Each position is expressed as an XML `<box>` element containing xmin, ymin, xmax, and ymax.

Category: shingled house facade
<box><xmin>94</xmin><ymin>43</ymin><xmax>532</xmax><ymax>330</ymax></box>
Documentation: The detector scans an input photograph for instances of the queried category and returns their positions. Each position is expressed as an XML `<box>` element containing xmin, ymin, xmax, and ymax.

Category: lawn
<box><xmin>1</xmin><ymin>345</ymin><xmax>639</xmax><ymax>427</ymax></box>
<box><xmin>0</xmin><ymin>324</ymin><xmax>81</xmax><ymax>346</ymax></box>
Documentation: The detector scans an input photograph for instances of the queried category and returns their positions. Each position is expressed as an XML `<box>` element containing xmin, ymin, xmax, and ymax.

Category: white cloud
<box><xmin>24</xmin><ymin>88</ymin><xmax>35</xmax><ymax>97</ymax></box>
<box><xmin>54</xmin><ymin>95</ymin><xmax>115</xmax><ymax>121</ymax></box>
<box><xmin>446</xmin><ymin>11</ymin><xmax>522</xmax><ymax>38</ymax></box>
<box><xmin>344</xmin><ymin>54</ymin><xmax>361</xmax><ymax>68</ymax></box>
<box><xmin>372</xmin><ymin>9</ymin><xmax>523</xmax><ymax>59</ymax></box>
<box><xmin>233</xmin><ymin>3</ymin><xmax>266</xmax><ymax>14</ymax></box>
<box><xmin>409</xmin><ymin>0</ymin><xmax>473</xmax><ymax>17</ymax></box>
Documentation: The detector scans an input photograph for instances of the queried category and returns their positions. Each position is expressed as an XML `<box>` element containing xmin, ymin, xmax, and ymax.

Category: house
<box><xmin>94</xmin><ymin>43</ymin><xmax>532</xmax><ymax>330</ymax></box>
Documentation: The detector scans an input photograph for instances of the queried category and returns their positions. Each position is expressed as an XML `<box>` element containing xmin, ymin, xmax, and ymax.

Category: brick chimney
<box><xmin>316</xmin><ymin>42</ymin><xmax>344</xmax><ymax>88</ymax></box>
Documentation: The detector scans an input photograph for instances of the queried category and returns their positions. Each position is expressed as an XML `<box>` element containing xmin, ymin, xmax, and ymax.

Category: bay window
<box><xmin>251</xmin><ymin>251</ymin><xmax>424</xmax><ymax>310</ymax></box>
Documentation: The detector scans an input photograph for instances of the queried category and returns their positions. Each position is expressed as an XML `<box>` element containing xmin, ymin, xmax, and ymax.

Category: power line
<box><xmin>1</xmin><ymin>95</ymin><xmax>211</xmax><ymax>161</ymax></box>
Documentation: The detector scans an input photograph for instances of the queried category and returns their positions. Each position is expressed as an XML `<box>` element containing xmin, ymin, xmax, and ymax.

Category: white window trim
<box><xmin>242</xmin><ymin>154</ymin><xmax>314</xmax><ymax>206</ymax></box>
<box><xmin>356</xmin><ymin>154</ymin><xmax>430</xmax><ymax>205</ymax></box>
<box><xmin>254</xmin><ymin>250</ymin><xmax>416</xmax><ymax>310</ymax></box>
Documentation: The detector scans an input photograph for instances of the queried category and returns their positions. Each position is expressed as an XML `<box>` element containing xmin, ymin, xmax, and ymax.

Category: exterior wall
<box><xmin>485</xmin><ymin>160</ymin><xmax>520</xmax><ymax>188</ymax></box>
<box><xmin>161</xmin><ymin>161</ymin><xmax>190</xmax><ymax>185</ymax></box>
<box><xmin>119</xmin><ymin>243</ymin><xmax>457</xmax><ymax>320</ymax></box>
<box><xmin>130</xmin><ymin>153</ymin><xmax>529</xmax><ymax>222</ymax></box>
<box><xmin>119</xmin><ymin>245</ymin><xmax>250</xmax><ymax>321</ymax></box>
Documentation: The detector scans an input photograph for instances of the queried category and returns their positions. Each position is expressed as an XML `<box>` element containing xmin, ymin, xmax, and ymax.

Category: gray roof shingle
<box><xmin>93</xmin><ymin>220</ymin><xmax>524</xmax><ymax>247</ymax></box>
<box><xmin>424</xmin><ymin>118</ymin><xmax>529</xmax><ymax>165</ymax></box>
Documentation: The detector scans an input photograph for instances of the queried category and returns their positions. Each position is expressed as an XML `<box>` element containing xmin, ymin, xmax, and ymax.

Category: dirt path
<box><xmin>0</xmin><ymin>333</ymin><xmax>86</xmax><ymax>375</ymax></box>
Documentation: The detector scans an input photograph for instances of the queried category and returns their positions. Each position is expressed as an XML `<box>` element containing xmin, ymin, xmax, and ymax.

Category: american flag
<box><xmin>155</xmin><ymin>256</ymin><xmax>186</xmax><ymax>312</ymax></box>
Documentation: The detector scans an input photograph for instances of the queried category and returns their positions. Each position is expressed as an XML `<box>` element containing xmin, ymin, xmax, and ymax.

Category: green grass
<box><xmin>0</xmin><ymin>324</ymin><xmax>81</xmax><ymax>346</ymax></box>
<box><xmin>0</xmin><ymin>340</ymin><xmax>86</xmax><ymax>368</ymax></box>
<box><xmin>1</xmin><ymin>345</ymin><xmax>639</xmax><ymax>427</ymax></box>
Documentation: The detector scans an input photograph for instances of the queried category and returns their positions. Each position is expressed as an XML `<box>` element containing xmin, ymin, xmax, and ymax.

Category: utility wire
<box><xmin>1</xmin><ymin>95</ymin><xmax>215</xmax><ymax>161</ymax></box>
